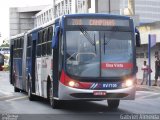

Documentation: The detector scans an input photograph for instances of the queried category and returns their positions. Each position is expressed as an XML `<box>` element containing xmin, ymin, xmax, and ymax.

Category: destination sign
<box><xmin>67</xmin><ymin>18</ymin><xmax>130</xmax><ymax>27</ymax></box>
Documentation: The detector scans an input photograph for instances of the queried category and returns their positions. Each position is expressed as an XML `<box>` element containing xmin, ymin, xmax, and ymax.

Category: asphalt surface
<box><xmin>0</xmin><ymin>71</ymin><xmax>160</xmax><ymax>120</ymax></box>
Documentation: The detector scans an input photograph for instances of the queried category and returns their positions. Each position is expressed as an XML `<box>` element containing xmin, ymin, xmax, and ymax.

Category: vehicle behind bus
<box><xmin>0</xmin><ymin>53</ymin><xmax>4</xmax><ymax>71</ymax></box>
<box><xmin>10</xmin><ymin>14</ymin><xmax>140</xmax><ymax>109</ymax></box>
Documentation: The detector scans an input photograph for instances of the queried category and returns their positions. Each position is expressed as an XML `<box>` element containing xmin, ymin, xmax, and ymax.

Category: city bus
<box><xmin>10</xmin><ymin>14</ymin><xmax>140</xmax><ymax>109</ymax></box>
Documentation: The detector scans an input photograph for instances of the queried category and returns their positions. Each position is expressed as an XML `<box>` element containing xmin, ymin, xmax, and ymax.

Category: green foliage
<box><xmin>0</xmin><ymin>43</ymin><xmax>9</xmax><ymax>47</ymax></box>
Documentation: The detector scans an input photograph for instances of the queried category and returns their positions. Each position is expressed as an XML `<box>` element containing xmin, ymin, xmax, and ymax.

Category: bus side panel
<box><xmin>35</xmin><ymin>58</ymin><xmax>42</xmax><ymax>96</ymax></box>
<box><xmin>35</xmin><ymin>56</ymin><xmax>52</xmax><ymax>98</ymax></box>
<box><xmin>26</xmin><ymin>57</ymin><xmax>32</xmax><ymax>87</ymax></box>
<box><xmin>13</xmin><ymin>58</ymin><xmax>23</xmax><ymax>89</ymax></box>
<box><xmin>22</xmin><ymin>34</ymin><xmax>28</xmax><ymax>91</ymax></box>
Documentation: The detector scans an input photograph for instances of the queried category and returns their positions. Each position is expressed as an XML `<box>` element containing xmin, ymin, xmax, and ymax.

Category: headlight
<box><xmin>125</xmin><ymin>79</ymin><xmax>133</xmax><ymax>87</ymax></box>
<box><xmin>68</xmin><ymin>81</ymin><xmax>75</xmax><ymax>87</ymax></box>
<box><xmin>68</xmin><ymin>81</ymin><xmax>79</xmax><ymax>88</ymax></box>
<box><xmin>122</xmin><ymin>79</ymin><xmax>134</xmax><ymax>88</ymax></box>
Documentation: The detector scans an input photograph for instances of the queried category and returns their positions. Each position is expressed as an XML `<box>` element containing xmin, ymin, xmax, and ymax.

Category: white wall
<box><xmin>136</xmin><ymin>45</ymin><xmax>159</xmax><ymax>80</ymax></box>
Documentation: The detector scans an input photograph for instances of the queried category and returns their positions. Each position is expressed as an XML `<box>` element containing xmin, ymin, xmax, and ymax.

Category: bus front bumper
<box><xmin>58</xmin><ymin>83</ymin><xmax>136</xmax><ymax>100</ymax></box>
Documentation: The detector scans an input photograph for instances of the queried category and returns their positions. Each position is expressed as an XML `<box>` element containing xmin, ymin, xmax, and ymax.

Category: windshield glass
<box><xmin>65</xmin><ymin>30</ymin><xmax>133</xmax><ymax>78</ymax></box>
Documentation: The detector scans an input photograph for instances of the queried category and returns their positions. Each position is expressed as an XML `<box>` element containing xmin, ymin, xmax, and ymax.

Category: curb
<box><xmin>136</xmin><ymin>85</ymin><xmax>160</xmax><ymax>92</ymax></box>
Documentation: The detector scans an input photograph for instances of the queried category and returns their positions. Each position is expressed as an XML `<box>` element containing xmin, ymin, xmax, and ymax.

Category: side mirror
<box><xmin>52</xmin><ymin>26</ymin><xmax>60</xmax><ymax>48</ymax></box>
<box><xmin>135</xmin><ymin>28</ymin><xmax>141</xmax><ymax>47</ymax></box>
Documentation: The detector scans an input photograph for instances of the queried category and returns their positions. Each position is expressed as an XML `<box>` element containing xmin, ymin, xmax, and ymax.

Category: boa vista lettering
<box><xmin>101</xmin><ymin>63</ymin><xmax>133</xmax><ymax>69</ymax></box>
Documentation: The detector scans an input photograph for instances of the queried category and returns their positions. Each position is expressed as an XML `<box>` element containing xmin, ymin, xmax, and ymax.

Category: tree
<box><xmin>0</xmin><ymin>43</ymin><xmax>9</xmax><ymax>47</ymax></box>
<box><xmin>0</xmin><ymin>39</ymin><xmax>9</xmax><ymax>47</ymax></box>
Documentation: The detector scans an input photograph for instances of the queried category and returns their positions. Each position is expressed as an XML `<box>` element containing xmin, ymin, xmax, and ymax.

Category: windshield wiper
<box><xmin>103</xmin><ymin>33</ymin><xmax>111</xmax><ymax>54</ymax></box>
<box><xmin>79</xmin><ymin>26</ymin><xmax>97</xmax><ymax>53</ymax></box>
<box><xmin>94</xmin><ymin>33</ymin><xmax>97</xmax><ymax>54</ymax></box>
<box><xmin>79</xmin><ymin>26</ymin><xmax>95</xmax><ymax>45</ymax></box>
<box><xmin>103</xmin><ymin>26</ymin><xmax>119</xmax><ymax>54</ymax></box>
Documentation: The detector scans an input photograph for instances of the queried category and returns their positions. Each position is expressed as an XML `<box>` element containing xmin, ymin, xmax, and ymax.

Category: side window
<box><xmin>42</xmin><ymin>43</ymin><xmax>46</xmax><ymax>56</ymax></box>
<box><xmin>42</xmin><ymin>30</ymin><xmax>45</xmax><ymax>43</ymax></box>
<box><xmin>36</xmin><ymin>26</ymin><xmax>54</xmax><ymax>57</ymax></box>
<box><xmin>47</xmin><ymin>42</ymin><xmax>52</xmax><ymax>55</ymax></box>
<box><xmin>36</xmin><ymin>32</ymin><xmax>42</xmax><ymax>57</ymax></box>
<box><xmin>27</xmin><ymin>35</ymin><xmax>32</xmax><ymax>57</ymax></box>
<box><xmin>45</xmin><ymin>29</ymin><xmax>48</xmax><ymax>42</ymax></box>
<box><xmin>13</xmin><ymin>39</ymin><xmax>16</xmax><ymax>57</ymax></box>
<box><xmin>46</xmin><ymin>26</ymin><xmax>53</xmax><ymax>55</ymax></box>
<box><xmin>41</xmin><ymin>29</ymin><xmax>48</xmax><ymax>56</ymax></box>
<box><xmin>48</xmin><ymin>26</ymin><xmax>53</xmax><ymax>41</ymax></box>
<box><xmin>19</xmin><ymin>37</ymin><xmax>24</xmax><ymax>58</ymax></box>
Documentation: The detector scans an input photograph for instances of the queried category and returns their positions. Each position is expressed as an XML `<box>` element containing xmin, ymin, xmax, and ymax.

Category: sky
<box><xmin>0</xmin><ymin>0</ymin><xmax>53</xmax><ymax>44</ymax></box>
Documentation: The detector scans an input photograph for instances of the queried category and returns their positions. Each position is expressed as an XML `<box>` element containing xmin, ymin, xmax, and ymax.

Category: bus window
<box><xmin>42</xmin><ymin>30</ymin><xmax>45</xmax><ymax>43</ymax></box>
<box><xmin>42</xmin><ymin>43</ymin><xmax>46</xmax><ymax>56</ymax></box>
<box><xmin>45</xmin><ymin>29</ymin><xmax>48</xmax><ymax>42</ymax></box>
<box><xmin>47</xmin><ymin>42</ymin><xmax>52</xmax><ymax>55</ymax></box>
<box><xmin>48</xmin><ymin>26</ymin><xmax>53</xmax><ymax>41</ymax></box>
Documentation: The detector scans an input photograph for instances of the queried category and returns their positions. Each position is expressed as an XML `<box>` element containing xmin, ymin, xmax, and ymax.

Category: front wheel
<box><xmin>14</xmin><ymin>86</ymin><xmax>20</xmax><ymax>92</ymax></box>
<box><xmin>48</xmin><ymin>83</ymin><xmax>60</xmax><ymax>109</ymax></box>
<box><xmin>107</xmin><ymin>100</ymin><xmax>120</xmax><ymax>109</ymax></box>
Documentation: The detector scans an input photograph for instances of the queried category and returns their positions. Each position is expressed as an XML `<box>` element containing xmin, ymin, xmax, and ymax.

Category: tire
<box><xmin>12</xmin><ymin>75</ymin><xmax>20</xmax><ymax>92</ymax></box>
<box><xmin>107</xmin><ymin>100</ymin><xmax>120</xmax><ymax>109</ymax></box>
<box><xmin>14</xmin><ymin>86</ymin><xmax>20</xmax><ymax>92</ymax></box>
<box><xmin>48</xmin><ymin>83</ymin><xmax>60</xmax><ymax>109</ymax></box>
<box><xmin>14</xmin><ymin>80</ymin><xmax>20</xmax><ymax>92</ymax></box>
<box><xmin>28</xmin><ymin>81</ymin><xmax>35</xmax><ymax>101</ymax></box>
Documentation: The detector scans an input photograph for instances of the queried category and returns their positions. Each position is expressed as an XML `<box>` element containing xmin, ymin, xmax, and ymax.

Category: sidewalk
<box><xmin>136</xmin><ymin>79</ymin><xmax>160</xmax><ymax>92</ymax></box>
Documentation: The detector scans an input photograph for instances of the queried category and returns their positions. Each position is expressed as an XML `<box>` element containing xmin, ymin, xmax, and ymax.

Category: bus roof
<box><xmin>10</xmin><ymin>14</ymin><xmax>132</xmax><ymax>40</ymax></box>
<box><xmin>29</xmin><ymin>14</ymin><xmax>131</xmax><ymax>33</ymax></box>
<box><xmin>10</xmin><ymin>32</ymin><xmax>26</xmax><ymax>40</ymax></box>
<box><xmin>62</xmin><ymin>13</ymin><xmax>131</xmax><ymax>20</ymax></box>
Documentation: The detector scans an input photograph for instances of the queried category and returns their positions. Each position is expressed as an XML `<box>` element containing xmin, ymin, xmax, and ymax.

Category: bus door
<box><xmin>9</xmin><ymin>42</ymin><xmax>14</xmax><ymax>84</ymax></box>
<box><xmin>52</xmin><ymin>25</ymin><xmax>60</xmax><ymax>98</ymax></box>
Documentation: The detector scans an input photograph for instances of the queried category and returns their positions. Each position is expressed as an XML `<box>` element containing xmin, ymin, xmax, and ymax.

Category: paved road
<box><xmin>0</xmin><ymin>71</ymin><xmax>160</xmax><ymax>120</ymax></box>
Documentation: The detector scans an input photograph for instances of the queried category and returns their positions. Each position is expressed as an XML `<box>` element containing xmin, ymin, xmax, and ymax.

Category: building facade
<box><xmin>35</xmin><ymin>0</ymin><xmax>120</xmax><ymax>27</ymax></box>
<box><xmin>120</xmin><ymin>0</ymin><xmax>160</xmax><ymax>24</ymax></box>
<box><xmin>9</xmin><ymin>5</ymin><xmax>48</xmax><ymax>37</ymax></box>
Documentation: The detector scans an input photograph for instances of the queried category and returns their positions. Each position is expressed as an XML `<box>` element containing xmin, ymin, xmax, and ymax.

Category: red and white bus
<box><xmin>10</xmin><ymin>14</ymin><xmax>140</xmax><ymax>109</ymax></box>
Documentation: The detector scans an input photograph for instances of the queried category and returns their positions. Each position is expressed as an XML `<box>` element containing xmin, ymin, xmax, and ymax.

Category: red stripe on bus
<box><xmin>101</xmin><ymin>62</ymin><xmax>133</xmax><ymax>69</ymax></box>
<box><xmin>60</xmin><ymin>70</ymin><xmax>92</xmax><ymax>89</ymax></box>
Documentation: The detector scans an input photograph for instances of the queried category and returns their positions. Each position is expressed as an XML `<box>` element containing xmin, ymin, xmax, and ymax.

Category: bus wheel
<box><xmin>14</xmin><ymin>82</ymin><xmax>20</xmax><ymax>92</ymax></box>
<box><xmin>14</xmin><ymin>86</ymin><xmax>20</xmax><ymax>92</ymax></box>
<box><xmin>49</xmin><ymin>83</ymin><xmax>59</xmax><ymax>109</ymax></box>
<box><xmin>28</xmin><ymin>82</ymin><xmax>35</xmax><ymax>101</ymax></box>
<box><xmin>107</xmin><ymin>100</ymin><xmax>120</xmax><ymax>109</ymax></box>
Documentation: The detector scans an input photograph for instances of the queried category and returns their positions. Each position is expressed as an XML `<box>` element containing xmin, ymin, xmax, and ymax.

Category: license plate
<box><xmin>93</xmin><ymin>91</ymin><xmax>106</xmax><ymax>96</ymax></box>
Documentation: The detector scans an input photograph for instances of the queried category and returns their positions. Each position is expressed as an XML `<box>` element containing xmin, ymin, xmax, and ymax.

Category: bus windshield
<box><xmin>65</xmin><ymin>29</ymin><xmax>133</xmax><ymax>78</ymax></box>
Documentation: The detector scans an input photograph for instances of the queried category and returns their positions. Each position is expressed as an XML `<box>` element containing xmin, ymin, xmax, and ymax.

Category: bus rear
<box><xmin>51</xmin><ymin>14</ymin><xmax>139</xmax><ymax>109</ymax></box>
